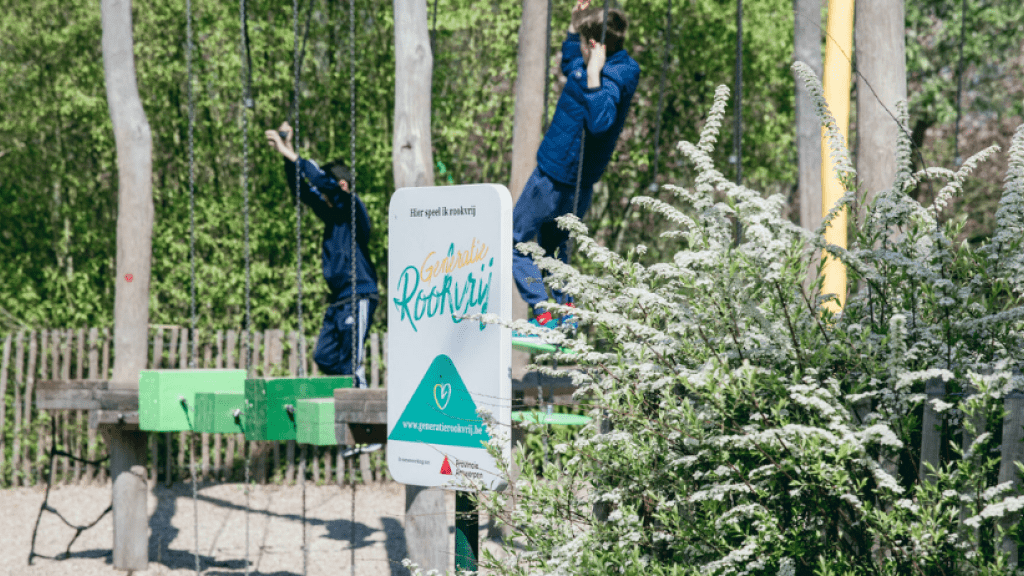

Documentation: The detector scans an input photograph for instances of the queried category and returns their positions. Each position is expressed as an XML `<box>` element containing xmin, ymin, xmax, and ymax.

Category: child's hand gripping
<box><xmin>265</xmin><ymin>121</ymin><xmax>298</xmax><ymax>162</ymax></box>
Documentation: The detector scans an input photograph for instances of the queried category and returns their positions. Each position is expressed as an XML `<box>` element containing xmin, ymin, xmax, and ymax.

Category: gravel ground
<box><xmin>2</xmin><ymin>482</ymin><xmax>506</xmax><ymax>576</ymax></box>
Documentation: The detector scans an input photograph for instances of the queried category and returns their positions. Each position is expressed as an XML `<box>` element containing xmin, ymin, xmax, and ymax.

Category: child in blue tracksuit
<box><xmin>513</xmin><ymin>1</ymin><xmax>640</xmax><ymax>328</ymax></box>
<box><xmin>266</xmin><ymin>122</ymin><xmax>379</xmax><ymax>387</ymax></box>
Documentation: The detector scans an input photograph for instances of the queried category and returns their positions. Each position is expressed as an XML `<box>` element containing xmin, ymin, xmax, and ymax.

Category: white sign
<box><xmin>386</xmin><ymin>184</ymin><xmax>512</xmax><ymax>490</ymax></box>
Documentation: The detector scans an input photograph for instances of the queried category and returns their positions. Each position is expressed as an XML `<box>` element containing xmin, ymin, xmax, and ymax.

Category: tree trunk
<box><xmin>855</xmin><ymin>0</ymin><xmax>907</xmax><ymax>214</ymax></box>
<box><xmin>509</xmin><ymin>0</ymin><xmax>549</xmax><ymax>381</ymax></box>
<box><xmin>104</xmin><ymin>0</ymin><xmax>154</xmax><ymax>389</ymax></box>
<box><xmin>794</xmin><ymin>0</ymin><xmax>823</xmax><ymax>233</ymax></box>
<box><xmin>393</xmin><ymin>0</ymin><xmax>446</xmax><ymax>571</ymax></box>
<box><xmin>393</xmin><ymin>0</ymin><xmax>434</xmax><ymax>189</ymax></box>
<box><xmin>101</xmin><ymin>0</ymin><xmax>153</xmax><ymax>570</ymax></box>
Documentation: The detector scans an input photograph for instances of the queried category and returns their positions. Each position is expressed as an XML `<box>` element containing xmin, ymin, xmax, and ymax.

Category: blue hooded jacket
<box><xmin>284</xmin><ymin>158</ymin><xmax>379</xmax><ymax>302</ymax></box>
<box><xmin>536</xmin><ymin>32</ymin><xmax>641</xmax><ymax>188</ymax></box>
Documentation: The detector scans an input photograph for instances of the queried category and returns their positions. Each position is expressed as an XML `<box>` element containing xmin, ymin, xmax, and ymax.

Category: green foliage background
<box><xmin>0</xmin><ymin>0</ymin><xmax>1019</xmax><ymax>335</ymax></box>
<box><xmin>0</xmin><ymin>0</ymin><xmax>798</xmax><ymax>335</ymax></box>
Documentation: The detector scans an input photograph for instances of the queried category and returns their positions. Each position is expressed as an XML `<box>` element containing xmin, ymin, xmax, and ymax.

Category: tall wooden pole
<box><xmin>393</xmin><ymin>0</ymin><xmax>447</xmax><ymax>572</ymax></box>
<box><xmin>855</xmin><ymin>0</ymin><xmax>906</xmax><ymax>213</ymax></box>
<box><xmin>820</xmin><ymin>0</ymin><xmax>854</xmax><ymax>312</ymax></box>
<box><xmin>101</xmin><ymin>0</ymin><xmax>153</xmax><ymax>570</ymax></box>
<box><xmin>509</xmin><ymin>0</ymin><xmax>549</xmax><ymax>383</ymax></box>
<box><xmin>794</xmin><ymin>0</ymin><xmax>823</xmax><ymax>233</ymax></box>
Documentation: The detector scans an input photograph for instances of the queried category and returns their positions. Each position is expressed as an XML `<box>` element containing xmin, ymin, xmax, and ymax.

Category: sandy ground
<box><xmin>1</xmin><ymin>482</ymin><xmax>506</xmax><ymax>576</ymax></box>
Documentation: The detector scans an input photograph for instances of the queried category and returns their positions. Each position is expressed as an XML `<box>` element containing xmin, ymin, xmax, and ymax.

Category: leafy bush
<box><xmin>468</xmin><ymin>64</ymin><xmax>1024</xmax><ymax>576</ymax></box>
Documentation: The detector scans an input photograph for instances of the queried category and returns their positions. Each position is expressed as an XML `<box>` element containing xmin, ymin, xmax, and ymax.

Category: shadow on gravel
<box><xmin>147</xmin><ymin>485</ymin><xmax>411</xmax><ymax>576</ymax></box>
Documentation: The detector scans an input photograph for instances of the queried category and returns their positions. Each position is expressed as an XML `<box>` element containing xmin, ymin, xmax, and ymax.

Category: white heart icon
<box><xmin>434</xmin><ymin>382</ymin><xmax>452</xmax><ymax>410</ymax></box>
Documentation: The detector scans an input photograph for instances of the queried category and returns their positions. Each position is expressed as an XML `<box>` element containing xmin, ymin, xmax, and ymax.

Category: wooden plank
<box><xmin>213</xmin><ymin>432</ymin><xmax>222</xmax><ymax>480</ymax></box>
<box><xmin>101</xmin><ymin>327</ymin><xmax>110</xmax><ymax>381</ymax></box>
<box><xmin>226</xmin><ymin>329</ymin><xmax>237</xmax><ymax>370</ymax></box>
<box><xmin>360</xmin><ymin>451</ymin><xmax>372</xmax><ymax>485</ymax></box>
<box><xmin>60</xmin><ymin>329</ymin><xmax>70</xmax><ymax>381</ymax></box>
<box><xmin>224</xmin><ymin>432</ymin><xmax>236</xmax><ymax>482</ymax></box>
<box><xmin>382</xmin><ymin>332</ymin><xmax>388</xmax><ymax>388</ymax></box>
<box><xmin>62</xmin><ymin>410</ymin><xmax>70</xmax><ymax>484</ymax></box>
<box><xmin>370</xmin><ymin>333</ymin><xmax>380</xmax><ymax>388</ymax></box>
<box><xmin>88</xmin><ymin>328</ymin><xmax>99</xmax><ymax>380</ymax></box>
<box><xmin>12</xmin><ymin>332</ymin><xmax>24</xmax><ymax>486</ymax></box>
<box><xmin>300</xmin><ymin>443</ymin><xmax>308</xmax><ymax>484</ymax></box>
<box><xmin>311</xmin><ymin>336</ymin><xmax>319</xmax><ymax>376</ymax></box>
<box><xmin>0</xmin><ymin>333</ymin><xmax>11</xmax><ymax>487</ymax></box>
<box><xmin>201</xmin><ymin>432</ymin><xmax>210</xmax><ymax>482</ymax></box>
<box><xmin>215</xmin><ymin>330</ymin><xmax>224</xmax><ymax>369</ymax></box>
<box><xmin>167</xmin><ymin>327</ymin><xmax>179</xmax><ymax>369</ymax></box>
<box><xmin>149</xmin><ymin>432</ymin><xmax>158</xmax><ymax>485</ymax></box>
<box><xmin>323</xmin><ymin>444</ymin><xmax>332</xmax><ymax>484</ymax></box>
<box><xmin>336</xmin><ymin>447</ymin><xmax>344</xmax><ymax>486</ymax></box>
<box><xmin>203</xmin><ymin>340</ymin><xmax>212</xmax><ymax>370</ymax></box>
<box><xmin>86</xmin><ymin>328</ymin><xmax>98</xmax><ymax>485</ymax></box>
<box><xmin>286</xmin><ymin>439</ymin><xmax>295</xmax><ymax>483</ymax></box>
<box><xmin>23</xmin><ymin>332</ymin><xmax>37</xmax><ymax>485</ymax></box>
<box><xmin>164</xmin><ymin>432</ymin><xmax>172</xmax><ymax>486</ymax></box>
<box><xmin>289</xmin><ymin>331</ymin><xmax>298</xmax><ymax>377</ymax></box>
<box><xmin>152</xmin><ymin>326</ymin><xmax>164</xmax><ymax>369</ymax></box>
<box><xmin>74</xmin><ymin>410</ymin><xmax>84</xmax><ymax>484</ymax></box>
<box><xmin>76</xmin><ymin>328</ymin><xmax>85</xmax><ymax>380</ymax></box>
<box><xmin>96</xmin><ymin>331</ymin><xmax>109</xmax><ymax>483</ymax></box>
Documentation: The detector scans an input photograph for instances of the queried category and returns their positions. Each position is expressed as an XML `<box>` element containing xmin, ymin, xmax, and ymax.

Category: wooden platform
<box><xmin>335</xmin><ymin>388</ymin><xmax>387</xmax><ymax>445</ymax></box>
<box><xmin>36</xmin><ymin>380</ymin><xmax>140</xmax><ymax>429</ymax></box>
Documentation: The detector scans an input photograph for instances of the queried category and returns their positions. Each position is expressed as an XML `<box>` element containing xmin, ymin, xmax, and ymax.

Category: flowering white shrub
<box><xmin>471</xmin><ymin>64</ymin><xmax>1024</xmax><ymax>576</ymax></box>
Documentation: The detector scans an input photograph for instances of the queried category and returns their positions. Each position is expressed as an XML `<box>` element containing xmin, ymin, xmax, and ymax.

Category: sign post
<box><xmin>387</xmin><ymin>184</ymin><xmax>512</xmax><ymax>570</ymax></box>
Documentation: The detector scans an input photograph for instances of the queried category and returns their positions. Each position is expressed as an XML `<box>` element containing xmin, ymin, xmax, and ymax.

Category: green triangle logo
<box><xmin>389</xmin><ymin>354</ymin><xmax>490</xmax><ymax>448</ymax></box>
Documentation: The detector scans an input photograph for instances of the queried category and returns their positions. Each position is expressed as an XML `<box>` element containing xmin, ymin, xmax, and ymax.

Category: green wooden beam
<box><xmin>138</xmin><ymin>370</ymin><xmax>246</xmax><ymax>432</ymax></box>
<box><xmin>244</xmin><ymin>376</ymin><xmax>352</xmax><ymax>441</ymax></box>
<box><xmin>194</xmin><ymin>391</ymin><xmax>246</xmax><ymax>434</ymax></box>
<box><xmin>296</xmin><ymin>398</ymin><xmax>337</xmax><ymax>446</ymax></box>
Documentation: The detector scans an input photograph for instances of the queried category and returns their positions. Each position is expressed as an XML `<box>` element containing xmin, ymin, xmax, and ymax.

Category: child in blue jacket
<box><xmin>513</xmin><ymin>1</ymin><xmax>640</xmax><ymax>329</ymax></box>
<box><xmin>266</xmin><ymin>122</ymin><xmax>379</xmax><ymax>387</ymax></box>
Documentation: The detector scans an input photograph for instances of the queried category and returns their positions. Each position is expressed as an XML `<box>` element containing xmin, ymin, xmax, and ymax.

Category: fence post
<box><xmin>0</xmin><ymin>334</ymin><xmax>11</xmax><ymax>488</ymax></box>
<box><xmin>12</xmin><ymin>332</ymin><xmax>25</xmax><ymax>486</ymax></box>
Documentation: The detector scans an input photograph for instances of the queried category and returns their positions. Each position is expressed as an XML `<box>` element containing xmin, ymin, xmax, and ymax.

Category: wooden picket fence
<box><xmin>0</xmin><ymin>326</ymin><xmax>390</xmax><ymax>488</ymax></box>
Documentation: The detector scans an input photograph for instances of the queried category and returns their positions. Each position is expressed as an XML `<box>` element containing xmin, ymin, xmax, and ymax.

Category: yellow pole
<box><xmin>820</xmin><ymin>0</ymin><xmax>854</xmax><ymax>312</ymax></box>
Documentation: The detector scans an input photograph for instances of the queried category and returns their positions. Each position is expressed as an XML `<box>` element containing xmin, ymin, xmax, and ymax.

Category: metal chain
<box><xmin>239</xmin><ymin>1</ymin><xmax>253</xmax><ymax>573</ymax></box>
<box><xmin>301</xmin><ymin>449</ymin><xmax>308</xmax><ymax>576</ymax></box>
<box><xmin>293</xmin><ymin>0</ymin><xmax>306</xmax><ymax>379</ymax></box>
<box><xmin>350</xmin><ymin>0</ymin><xmax>358</xmax><ymax>388</ymax></box>
<box><xmin>569</xmin><ymin>0</ymin><xmax>609</xmax><ymax>265</ymax></box>
<box><xmin>191</xmin><ymin>458</ymin><xmax>200</xmax><ymax>576</ymax></box>
<box><xmin>186</xmin><ymin>2</ymin><xmax>200</xmax><ymax>575</ymax></box>
<box><xmin>244</xmin><ymin>448</ymin><xmax>251</xmax><ymax>576</ymax></box>
<box><xmin>187</xmin><ymin>0</ymin><xmax>197</xmax><ymax>370</ymax></box>
<box><xmin>349</xmin><ymin>1</ymin><xmax>359</xmax><ymax>571</ymax></box>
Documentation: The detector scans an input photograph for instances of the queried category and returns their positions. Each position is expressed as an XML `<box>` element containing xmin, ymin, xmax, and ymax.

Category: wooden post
<box><xmin>87</xmin><ymin>328</ymin><xmax>99</xmax><ymax>484</ymax></box>
<box><xmin>0</xmin><ymin>334</ymin><xmax>11</xmax><ymax>487</ymax></box>
<box><xmin>998</xmin><ymin>393</ymin><xmax>1024</xmax><ymax>564</ymax></box>
<box><xmin>102</xmin><ymin>425</ymin><xmax>149</xmax><ymax>570</ymax></box>
<box><xmin>12</xmin><ymin>332</ymin><xmax>25</xmax><ymax>486</ymax></box>
<box><xmin>394</xmin><ymin>0</ymin><xmax>447</xmax><ymax>565</ymax></box>
<box><xmin>102</xmin><ymin>0</ymin><xmax>154</xmax><ymax>549</ymax></box>
<box><xmin>369</xmin><ymin>333</ymin><xmax>380</xmax><ymax>387</ymax></box>
<box><xmin>508</xmin><ymin>0</ymin><xmax>548</xmax><ymax>384</ymax></box>
<box><xmin>854</xmin><ymin>0</ymin><xmax>906</xmax><ymax>214</ymax></box>
<box><xmin>24</xmin><ymin>332</ymin><xmax>37</xmax><ymax>485</ymax></box>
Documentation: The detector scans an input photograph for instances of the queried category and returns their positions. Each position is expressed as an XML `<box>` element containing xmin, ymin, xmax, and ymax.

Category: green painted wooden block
<box><xmin>194</xmin><ymin>392</ymin><xmax>246</xmax><ymax>434</ymax></box>
<box><xmin>296</xmin><ymin>398</ymin><xmax>337</xmax><ymax>446</ymax></box>
<box><xmin>244</xmin><ymin>376</ymin><xmax>352</xmax><ymax>441</ymax></box>
<box><xmin>138</xmin><ymin>369</ymin><xmax>247</xmax><ymax>432</ymax></box>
